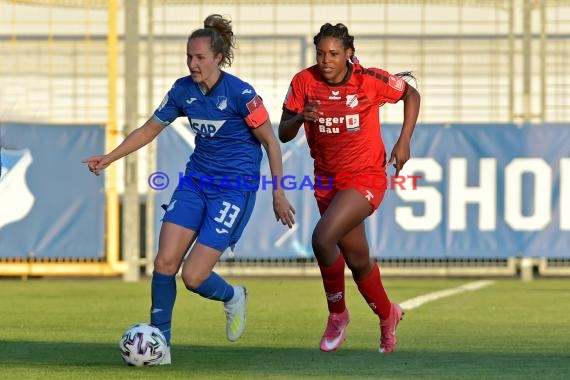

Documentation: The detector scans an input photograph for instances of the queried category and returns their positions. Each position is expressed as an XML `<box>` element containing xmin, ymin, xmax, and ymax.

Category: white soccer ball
<box><xmin>118</xmin><ymin>323</ymin><xmax>168</xmax><ymax>367</ymax></box>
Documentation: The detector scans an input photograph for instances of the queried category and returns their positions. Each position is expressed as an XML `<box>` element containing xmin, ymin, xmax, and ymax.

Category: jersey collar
<box><xmin>198</xmin><ymin>71</ymin><xmax>226</xmax><ymax>95</ymax></box>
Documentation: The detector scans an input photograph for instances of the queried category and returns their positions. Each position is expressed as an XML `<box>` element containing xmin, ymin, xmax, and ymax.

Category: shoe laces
<box><xmin>224</xmin><ymin>301</ymin><xmax>239</xmax><ymax>316</ymax></box>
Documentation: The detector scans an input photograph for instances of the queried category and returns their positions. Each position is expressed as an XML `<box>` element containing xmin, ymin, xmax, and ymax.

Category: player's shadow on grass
<box><xmin>2</xmin><ymin>341</ymin><xmax>569</xmax><ymax>378</ymax></box>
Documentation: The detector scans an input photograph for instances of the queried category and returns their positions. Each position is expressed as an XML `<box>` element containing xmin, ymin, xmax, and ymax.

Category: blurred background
<box><xmin>1</xmin><ymin>0</ymin><xmax>569</xmax><ymax>281</ymax></box>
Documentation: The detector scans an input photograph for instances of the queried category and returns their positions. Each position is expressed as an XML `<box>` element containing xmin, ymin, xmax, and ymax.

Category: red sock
<box><xmin>355</xmin><ymin>263</ymin><xmax>391</xmax><ymax>320</ymax></box>
<box><xmin>318</xmin><ymin>253</ymin><xmax>346</xmax><ymax>314</ymax></box>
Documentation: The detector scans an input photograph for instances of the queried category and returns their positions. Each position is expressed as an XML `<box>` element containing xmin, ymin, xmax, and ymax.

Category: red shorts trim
<box><xmin>315</xmin><ymin>185</ymin><xmax>386</xmax><ymax>215</ymax></box>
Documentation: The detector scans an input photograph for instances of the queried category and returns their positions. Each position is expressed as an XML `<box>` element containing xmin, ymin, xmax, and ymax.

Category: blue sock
<box><xmin>150</xmin><ymin>271</ymin><xmax>176</xmax><ymax>346</ymax></box>
<box><xmin>187</xmin><ymin>271</ymin><xmax>234</xmax><ymax>302</ymax></box>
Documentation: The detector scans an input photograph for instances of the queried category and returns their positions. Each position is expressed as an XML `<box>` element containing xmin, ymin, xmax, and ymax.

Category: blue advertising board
<box><xmin>0</xmin><ymin>123</ymin><xmax>105</xmax><ymax>259</ymax></box>
<box><xmin>152</xmin><ymin>123</ymin><xmax>570</xmax><ymax>259</ymax></box>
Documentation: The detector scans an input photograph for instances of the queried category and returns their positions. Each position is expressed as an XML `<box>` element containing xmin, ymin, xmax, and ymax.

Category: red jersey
<box><xmin>283</xmin><ymin>62</ymin><xmax>406</xmax><ymax>189</ymax></box>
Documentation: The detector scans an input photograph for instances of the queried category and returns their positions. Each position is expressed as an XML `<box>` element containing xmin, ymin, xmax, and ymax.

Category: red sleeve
<box><xmin>366</xmin><ymin>68</ymin><xmax>407</xmax><ymax>105</ymax></box>
<box><xmin>282</xmin><ymin>71</ymin><xmax>307</xmax><ymax>114</ymax></box>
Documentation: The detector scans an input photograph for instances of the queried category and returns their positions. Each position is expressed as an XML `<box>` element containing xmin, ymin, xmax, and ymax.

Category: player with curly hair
<box><xmin>279</xmin><ymin>22</ymin><xmax>420</xmax><ymax>353</ymax></box>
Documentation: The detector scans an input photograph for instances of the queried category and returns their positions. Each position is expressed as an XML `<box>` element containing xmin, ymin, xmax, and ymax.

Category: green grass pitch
<box><xmin>0</xmin><ymin>277</ymin><xmax>569</xmax><ymax>379</ymax></box>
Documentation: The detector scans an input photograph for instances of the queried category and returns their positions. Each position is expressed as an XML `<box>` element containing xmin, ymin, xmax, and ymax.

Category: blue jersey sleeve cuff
<box><xmin>153</xmin><ymin>114</ymin><xmax>171</xmax><ymax>126</ymax></box>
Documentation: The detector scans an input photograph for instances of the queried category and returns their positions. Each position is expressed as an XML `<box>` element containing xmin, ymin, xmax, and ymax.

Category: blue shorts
<box><xmin>161</xmin><ymin>178</ymin><xmax>257</xmax><ymax>252</ymax></box>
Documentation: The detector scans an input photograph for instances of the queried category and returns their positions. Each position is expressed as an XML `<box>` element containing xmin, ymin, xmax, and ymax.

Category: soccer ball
<box><xmin>118</xmin><ymin>323</ymin><xmax>168</xmax><ymax>367</ymax></box>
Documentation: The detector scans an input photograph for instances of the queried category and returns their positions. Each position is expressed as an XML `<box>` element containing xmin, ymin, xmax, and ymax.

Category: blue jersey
<box><xmin>154</xmin><ymin>72</ymin><xmax>269</xmax><ymax>189</ymax></box>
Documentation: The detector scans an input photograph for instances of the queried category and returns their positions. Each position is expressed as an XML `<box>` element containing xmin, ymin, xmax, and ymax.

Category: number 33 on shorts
<box><xmin>214</xmin><ymin>201</ymin><xmax>241</xmax><ymax>233</ymax></box>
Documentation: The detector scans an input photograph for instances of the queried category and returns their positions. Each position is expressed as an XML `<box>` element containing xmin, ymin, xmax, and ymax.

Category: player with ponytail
<box><xmin>85</xmin><ymin>14</ymin><xmax>295</xmax><ymax>364</ymax></box>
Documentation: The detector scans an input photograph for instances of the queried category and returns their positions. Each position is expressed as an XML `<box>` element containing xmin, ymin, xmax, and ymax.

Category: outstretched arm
<box><xmin>83</xmin><ymin>117</ymin><xmax>167</xmax><ymax>176</ymax></box>
<box><xmin>388</xmin><ymin>85</ymin><xmax>421</xmax><ymax>177</ymax></box>
<box><xmin>251</xmin><ymin>120</ymin><xmax>296</xmax><ymax>228</ymax></box>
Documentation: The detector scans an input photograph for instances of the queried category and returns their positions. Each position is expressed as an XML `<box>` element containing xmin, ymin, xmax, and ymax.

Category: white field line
<box><xmin>400</xmin><ymin>280</ymin><xmax>495</xmax><ymax>311</ymax></box>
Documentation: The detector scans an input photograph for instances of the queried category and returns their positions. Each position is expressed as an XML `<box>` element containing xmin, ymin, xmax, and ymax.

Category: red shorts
<box><xmin>314</xmin><ymin>184</ymin><xmax>386</xmax><ymax>215</ymax></box>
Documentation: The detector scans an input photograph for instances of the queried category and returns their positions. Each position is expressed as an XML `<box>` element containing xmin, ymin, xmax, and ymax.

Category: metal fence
<box><xmin>2</xmin><ymin>0</ymin><xmax>570</xmax><ymax>126</ymax></box>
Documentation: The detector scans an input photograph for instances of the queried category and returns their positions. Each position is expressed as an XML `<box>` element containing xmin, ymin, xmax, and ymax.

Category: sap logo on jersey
<box><xmin>190</xmin><ymin>119</ymin><xmax>226</xmax><ymax>137</ymax></box>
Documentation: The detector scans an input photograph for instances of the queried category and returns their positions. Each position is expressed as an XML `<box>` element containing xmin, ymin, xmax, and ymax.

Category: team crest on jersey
<box><xmin>189</xmin><ymin>119</ymin><xmax>226</xmax><ymax>137</ymax></box>
<box><xmin>216</xmin><ymin>96</ymin><xmax>228</xmax><ymax>111</ymax></box>
<box><xmin>346</xmin><ymin>114</ymin><xmax>360</xmax><ymax>132</ymax></box>
<box><xmin>346</xmin><ymin>94</ymin><xmax>358</xmax><ymax>108</ymax></box>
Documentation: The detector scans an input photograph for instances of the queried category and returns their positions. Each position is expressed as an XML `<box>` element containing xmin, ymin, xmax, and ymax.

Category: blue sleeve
<box><xmin>153</xmin><ymin>81</ymin><xmax>182</xmax><ymax>126</ymax></box>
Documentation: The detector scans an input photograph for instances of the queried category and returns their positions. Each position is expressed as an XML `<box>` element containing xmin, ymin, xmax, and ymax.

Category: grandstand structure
<box><xmin>1</xmin><ymin>0</ymin><xmax>569</xmax><ymax>279</ymax></box>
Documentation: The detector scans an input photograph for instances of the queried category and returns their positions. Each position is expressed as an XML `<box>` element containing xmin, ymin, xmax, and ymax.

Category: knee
<box><xmin>181</xmin><ymin>271</ymin><xmax>207</xmax><ymax>291</ymax></box>
<box><xmin>312</xmin><ymin>226</ymin><xmax>334</xmax><ymax>255</ymax></box>
<box><xmin>153</xmin><ymin>254</ymin><xmax>179</xmax><ymax>275</ymax></box>
<box><xmin>345</xmin><ymin>256</ymin><xmax>373</xmax><ymax>276</ymax></box>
